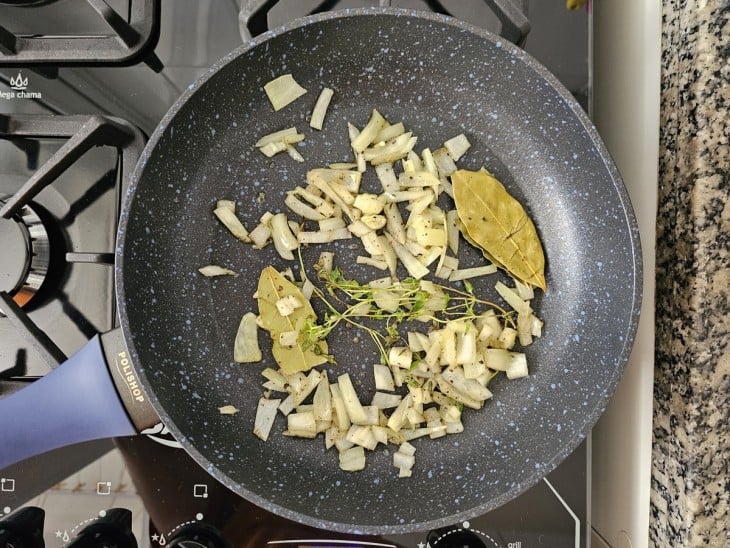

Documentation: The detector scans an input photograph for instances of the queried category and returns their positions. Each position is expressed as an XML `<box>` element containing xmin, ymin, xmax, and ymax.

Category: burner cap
<box><xmin>0</xmin><ymin>215</ymin><xmax>30</xmax><ymax>295</ymax></box>
<box><xmin>0</xmin><ymin>202</ymin><xmax>49</xmax><ymax>308</ymax></box>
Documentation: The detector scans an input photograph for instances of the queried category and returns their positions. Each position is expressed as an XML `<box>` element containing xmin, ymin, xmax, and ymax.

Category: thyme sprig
<box><xmin>298</xmin><ymin>251</ymin><xmax>512</xmax><ymax>365</ymax></box>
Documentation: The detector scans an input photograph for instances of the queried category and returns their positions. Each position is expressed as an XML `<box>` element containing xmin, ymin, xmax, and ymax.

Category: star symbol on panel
<box><xmin>151</xmin><ymin>533</ymin><xmax>159</xmax><ymax>542</ymax></box>
<box><xmin>417</xmin><ymin>542</ymin><xmax>426</xmax><ymax>548</ymax></box>
<box><xmin>55</xmin><ymin>530</ymin><xmax>63</xmax><ymax>539</ymax></box>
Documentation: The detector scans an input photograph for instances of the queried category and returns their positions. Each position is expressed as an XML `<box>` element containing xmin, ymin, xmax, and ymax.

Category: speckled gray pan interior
<box><xmin>116</xmin><ymin>8</ymin><xmax>641</xmax><ymax>535</ymax></box>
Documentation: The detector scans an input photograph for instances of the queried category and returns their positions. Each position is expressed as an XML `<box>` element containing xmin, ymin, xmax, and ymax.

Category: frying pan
<box><xmin>0</xmin><ymin>8</ymin><xmax>641</xmax><ymax>534</ymax></box>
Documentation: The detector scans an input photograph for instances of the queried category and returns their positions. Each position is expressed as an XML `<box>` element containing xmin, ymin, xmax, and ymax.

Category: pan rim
<box><xmin>116</xmin><ymin>6</ymin><xmax>642</xmax><ymax>535</ymax></box>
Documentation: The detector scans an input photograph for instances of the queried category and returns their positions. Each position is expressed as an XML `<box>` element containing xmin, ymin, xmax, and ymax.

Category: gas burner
<box><xmin>0</xmin><ymin>200</ymin><xmax>49</xmax><ymax>310</ymax></box>
<box><xmin>0</xmin><ymin>114</ymin><xmax>144</xmax><ymax>377</ymax></box>
<box><xmin>239</xmin><ymin>0</ymin><xmax>530</xmax><ymax>45</ymax></box>
<box><xmin>0</xmin><ymin>0</ymin><xmax>163</xmax><ymax>71</ymax></box>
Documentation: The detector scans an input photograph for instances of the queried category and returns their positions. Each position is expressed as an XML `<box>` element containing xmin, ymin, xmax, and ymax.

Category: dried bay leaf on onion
<box><xmin>256</xmin><ymin>266</ymin><xmax>328</xmax><ymax>374</ymax></box>
<box><xmin>451</xmin><ymin>169</ymin><xmax>546</xmax><ymax>291</ymax></box>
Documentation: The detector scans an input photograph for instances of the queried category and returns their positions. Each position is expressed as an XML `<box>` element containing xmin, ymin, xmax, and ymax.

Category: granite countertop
<box><xmin>652</xmin><ymin>0</ymin><xmax>729</xmax><ymax>546</ymax></box>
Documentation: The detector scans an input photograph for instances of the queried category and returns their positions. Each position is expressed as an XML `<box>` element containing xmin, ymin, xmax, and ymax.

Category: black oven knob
<box><xmin>166</xmin><ymin>523</ymin><xmax>232</xmax><ymax>548</ymax></box>
<box><xmin>0</xmin><ymin>507</ymin><xmax>45</xmax><ymax>548</ymax></box>
<box><xmin>427</xmin><ymin>526</ymin><xmax>493</xmax><ymax>547</ymax></box>
<box><xmin>65</xmin><ymin>508</ymin><xmax>136</xmax><ymax>548</ymax></box>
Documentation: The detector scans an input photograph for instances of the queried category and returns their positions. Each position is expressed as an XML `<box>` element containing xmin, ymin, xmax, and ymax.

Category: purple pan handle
<box><xmin>0</xmin><ymin>332</ymin><xmax>157</xmax><ymax>470</ymax></box>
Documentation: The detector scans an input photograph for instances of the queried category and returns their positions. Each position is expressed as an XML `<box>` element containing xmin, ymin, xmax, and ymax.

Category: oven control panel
<box><xmin>0</xmin><ymin>506</ymin><xmax>233</xmax><ymax>548</ymax></box>
<box><xmin>0</xmin><ymin>435</ymin><xmax>586</xmax><ymax>547</ymax></box>
<box><xmin>0</xmin><ymin>505</ymin><xmax>577</xmax><ymax>547</ymax></box>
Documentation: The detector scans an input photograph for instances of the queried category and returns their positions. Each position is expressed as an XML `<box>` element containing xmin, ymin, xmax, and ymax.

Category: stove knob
<box><xmin>65</xmin><ymin>508</ymin><xmax>136</xmax><ymax>548</ymax></box>
<box><xmin>0</xmin><ymin>507</ymin><xmax>45</xmax><ymax>548</ymax></box>
<box><xmin>166</xmin><ymin>523</ymin><xmax>231</xmax><ymax>548</ymax></box>
<box><xmin>427</xmin><ymin>527</ymin><xmax>491</xmax><ymax>548</ymax></box>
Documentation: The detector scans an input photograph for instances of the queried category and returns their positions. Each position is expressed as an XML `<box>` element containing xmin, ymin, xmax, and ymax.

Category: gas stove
<box><xmin>0</xmin><ymin>2</ymin><xmax>617</xmax><ymax>546</ymax></box>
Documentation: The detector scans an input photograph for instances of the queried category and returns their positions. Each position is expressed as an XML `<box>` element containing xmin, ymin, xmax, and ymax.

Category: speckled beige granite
<box><xmin>653</xmin><ymin>0</ymin><xmax>729</xmax><ymax>546</ymax></box>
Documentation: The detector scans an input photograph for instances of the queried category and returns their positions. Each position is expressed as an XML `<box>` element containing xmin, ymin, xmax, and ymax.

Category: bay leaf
<box><xmin>457</xmin><ymin>217</ymin><xmax>505</xmax><ymax>271</ymax></box>
<box><xmin>452</xmin><ymin>170</ymin><xmax>547</xmax><ymax>291</ymax></box>
<box><xmin>256</xmin><ymin>266</ymin><xmax>328</xmax><ymax>374</ymax></box>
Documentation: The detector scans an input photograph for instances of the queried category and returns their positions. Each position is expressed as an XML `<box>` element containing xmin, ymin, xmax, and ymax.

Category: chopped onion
<box><xmin>443</xmin><ymin>133</ymin><xmax>471</xmax><ymax>161</ymax></box>
<box><xmin>285</xmin><ymin>193</ymin><xmax>326</xmax><ymax>221</ymax></box>
<box><xmin>432</xmin><ymin>147</ymin><xmax>457</xmax><ymax>177</ymax></box>
<box><xmin>353</xmin><ymin>193</ymin><xmax>385</xmax><ymax>215</ymax></box>
<box><xmin>346</xmin><ymin>425</ymin><xmax>377</xmax><ymax>450</ymax></box>
<box><xmin>385</xmin><ymin>233</ymin><xmax>429</xmax><ymax>279</ymax></box>
<box><xmin>275</xmin><ymin>294</ymin><xmax>302</xmax><ymax>317</ymax></box>
<box><xmin>448</xmin><ymin>264</ymin><xmax>497</xmax><ymax>281</ymax></box>
<box><xmin>373</xmin><ymin>363</ymin><xmax>395</xmax><ymax>391</ymax></box>
<box><xmin>319</xmin><ymin>217</ymin><xmax>346</xmax><ymax>231</ymax></box>
<box><xmin>214</xmin><ymin>206</ymin><xmax>250</xmax><ymax>242</ymax></box>
<box><xmin>393</xmin><ymin>451</ymin><xmax>415</xmax><ymax>471</ymax></box>
<box><xmin>270</xmin><ymin>213</ymin><xmax>299</xmax><ymax>260</ymax></box>
<box><xmin>383</xmin><ymin>205</ymin><xmax>406</xmax><ymax>244</ymax></box>
<box><xmin>330</xmin><ymin>383</ymin><xmax>351</xmax><ymax>432</ymax></box>
<box><xmin>308</xmin><ymin>173</ymin><xmax>357</xmax><ymax>221</ymax></box>
<box><xmin>261</xmin><ymin>368</ymin><xmax>287</xmax><ymax>392</ymax></box>
<box><xmin>329</xmin><ymin>162</ymin><xmax>358</xmax><ymax>170</ymax></box>
<box><xmin>441</xmin><ymin>367</ymin><xmax>492</xmax><ymax>402</ymax></box>
<box><xmin>217</xmin><ymin>199</ymin><xmax>235</xmax><ymax>212</ymax></box>
<box><xmin>255</xmin><ymin>127</ymin><xmax>303</xmax><ymax>147</ymax></box>
<box><xmin>339</xmin><ymin>446</ymin><xmax>366</xmax><ymax>472</ymax></box>
<box><xmin>388</xmin><ymin>347</ymin><xmax>413</xmax><ymax>369</ymax></box>
<box><xmin>378</xmin><ymin>235</ymin><xmax>398</xmax><ymax>277</ymax></box>
<box><xmin>219</xmin><ymin>405</ymin><xmax>238</xmax><ymax>415</ymax></box>
<box><xmin>505</xmin><ymin>352</ymin><xmax>529</xmax><ymax>379</ymax></box>
<box><xmin>310</xmin><ymin>87</ymin><xmax>334</xmax><ymax>130</ymax></box>
<box><xmin>234</xmin><ymin>312</ymin><xmax>262</xmax><ymax>362</ymax></box>
<box><xmin>498</xmin><ymin>327</ymin><xmax>518</xmax><ymax>349</ymax></box>
<box><xmin>337</xmin><ymin>373</ymin><xmax>368</xmax><ymax>425</ymax></box>
<box><xmin>297</xmin><ymin>228</ymin><xmax>351</xmax><ymax>244</ymax></box>
<box><xmin>258</xmin><ymin>141</ymin><xmax>288</xmax><ymax>158</ymax></box>
<box><xmin>360</xmin><ymin>214</ymin><xmax>387</xmax><ymax>231</ymax></box>
<box><xmin>363</xmin><ymin>132</ymin><xmax>417</xmax><ymax>165</ymax></box>
<box><xmin>312</xmin><ymin>375</ymin><xmax>333</xmax><ymax>422</ymax></box>
<box><xmin>254</xmin><ymin>398</ymin><xmax>280</xmax><ymax>441</ymax></box>
<box><xmin>436</xmin><ymin>378</ymin><xmax>482</xmax><ymax>409</ymax></box>
<box><xmin>445</xmin><ymin>209</ymin><xmax>460</xmax><ymax>254</ymax></box>
<box><xmin>287</xmin><ymin>411</ymin><xmax>317</xmax><ymax>438</ymax></box>
<box><xmin>286</xmin><ymin>145</ymin><xmax>304</xmax><ymax>162</ymax></box>
<box><xmin>278</xmin><ymin>330</ymin><xmax>299</xmax><ymax>347</ymax></box>
<box><xmin>360</xmin><ymin>231</ymin><xmax>384</xmax><ymax>256</ymax></box>
<box><xmin>301</xmin><ymin>278</ymin><xmax>315</xmax><ymax>300</ymax></box>
<box><xmin>198</xmin><ymin>265</ymin><xmax>237</xmax><ymax>276</ymax></box>
<box><xmin>517</xmin><ymin>311</ymin><xmax>533</xmax><ymax>347</ymax></box>
<box><xmin>371</xmin><ymin>392</ymin><xmax>402</xmax><ymax>409</ymax></box>
<box><xmin>356</xmin><ymin>256</ymin><xmax>388</xmax><ymax>270</ymax></box>
<box><xmin>495</xmin><ymin>281</ymin><xmax>531</xmax><ymax>314</ymax></box>
<box><xmin>402</xmin><ymin>150</ymin><xmax>422</xmax><ymax>173</ymax></box>
<box><xmin>334</xmin><ymin>437</ymin><xmax>355</xmax><ymax>452</ymax></box>
<box><xmin>421</xmin><ymin>148</ymin><xmax>438</xmax><ymax>177</ymax></box>
<box><xmin>248</xmin><ymin>222</ymin><xmax>272</xmax><ymax>249</ymax></box>
<box><xmin>386</xmin><ymin>394</ymin><xmax>412</xmax><ymax>432</ymax></box>
<box><xmin>292</xmin><ymin>370</ymin><xmax>322</xmax><ymax>406</ymax></box>
<box><xmin>351</xmin><ymin>109</ymin><xmax>387</xmax><ymax>152</ymax></box>
<box><xmin>399</xmin><ymin>171</ymin><xmax>440</xmax><ymax>188</ymax></box>
<box><xmin>374</xmin><ymin>163</ymin><xmax>399</xmax><ymax>193</ymax></box>
<box><xmin>278</xmin><ymin>395</ymin><xmax>295</xmax><ymax>416</ymax></box>
<box><xmin>316</xmin><ymin>251</ymin><xmax>334</xmax><ymax>273</ymax></box>
<box><xmin>264</xmin><ymin>74</ymin><xmax>307</xmax><ymax>111</ymax></box>
<box><xmin>376</xmin><ymin>122</ymin><xmax>406</xmax><ymax>143</ymax></box>
<box><xmin>514</xmin><ymin>279</ymin><xmax>535</xmax><ymax>300</ymax></box>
